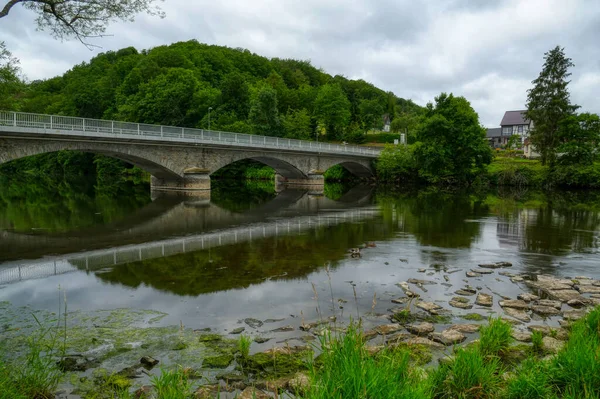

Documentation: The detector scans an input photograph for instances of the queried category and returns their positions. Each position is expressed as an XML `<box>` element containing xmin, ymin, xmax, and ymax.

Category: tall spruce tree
<box><xmin>525</xmin><ymin>46</ymin><xmax>579</xmax><ymax>166</ymax></box>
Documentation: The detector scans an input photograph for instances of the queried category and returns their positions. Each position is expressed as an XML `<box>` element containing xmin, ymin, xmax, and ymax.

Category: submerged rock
<box><xmin>478</xmin><ymin>262</ymin><xmax>512</xmax><ymax>269</ymax></box>
<box><xmin>203</xmin><ymin>354</ymin><xmax>234</xmax><ymax>369</ymax></box>
<box><xmin>471</xmin><ymin>269</ymin><xmax>494</xmax><ymax>275</ymax></box>
<box><xmin>406</xmin><ymin>322</ymin><xmax>435</xmax><ymax>336</ymax></box>
<box><xmin>455</xmin><ymin>288</ymin><xmax>477</xmax><ymax>296</ymax></box>
<box><xmin>140</xmin><ymin>356</ymin><xmax>159</xmax><ymax>368</ymax></box>
<box><xmin>466</xmin><ymin>271</ymin><xmax>481</xmax><ymax>278</ymax></box>
<box><xmin>408</xmin><ymin>278</ymin><xmax>437</xmax><ymax>285</ymax></box>
<box><xmin>244</xmin><ymin>318</ymin><xmax>264</xmax><ymax>328</ymax></box>
<box><xmin>271</xmin><ymin>325</ymin><xmax>295</xmax><ymax>333</ymax></box>
<box><xmin>231</xmin><ymin>327</ymin><xmax>246</xmax><ymax>334</ymax></box>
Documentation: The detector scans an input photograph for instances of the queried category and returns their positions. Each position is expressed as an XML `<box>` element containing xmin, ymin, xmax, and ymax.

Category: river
<box><xmin>1</xmin><ymin>176</ymin><xmax>600</xmax><ymax>394</ymax></box>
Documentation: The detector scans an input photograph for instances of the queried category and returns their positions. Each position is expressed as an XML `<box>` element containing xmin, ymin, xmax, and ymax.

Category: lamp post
<box><xmin>208</xmin><ymin>107</ymin><xmax>213</xmax><ymax>131</ymax></box>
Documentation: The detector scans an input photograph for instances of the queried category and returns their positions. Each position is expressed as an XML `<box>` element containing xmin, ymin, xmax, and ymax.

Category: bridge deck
<box><xmin>0</xmin><ymin>111</ymin><xmax>381</xmax><ymax>158</ymax></box>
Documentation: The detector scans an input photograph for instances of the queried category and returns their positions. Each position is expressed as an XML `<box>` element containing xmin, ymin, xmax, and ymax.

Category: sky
<box><xmin>2</xmin><ymin>0</ymin><xmax>600</xmax><ymax>127</ymax></box>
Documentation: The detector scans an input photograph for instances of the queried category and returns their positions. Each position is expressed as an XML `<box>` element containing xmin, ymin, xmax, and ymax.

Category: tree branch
<box><xmin>0</xmin><ymin>0</ymin><xmax>25</xmax><ymax>18</ymax></box>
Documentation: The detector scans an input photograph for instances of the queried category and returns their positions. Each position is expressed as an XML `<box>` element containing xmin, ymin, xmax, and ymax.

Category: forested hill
<box><xmin>16</xmin><ymin>40</ymin><xmax>422</xmax><ymax>141</ymax></box>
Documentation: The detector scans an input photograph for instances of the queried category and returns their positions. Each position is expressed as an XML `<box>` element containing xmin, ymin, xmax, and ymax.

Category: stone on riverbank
<box><xmin>466</xmin><ymin>271</ymin><xmax>481</xmax><ymax>278</ymax></box>
<box><xmin>531</xmin><ymin>305</ymin><xmax>561</xmax><ymax>316</ymax></box>
<box><xmin>203</xmin><ymin>354</ymin><xmax>234</xmax><ymax>368</ymax></box>
<box><xmin>517</xmin><ymin>293</ymin><xmax>539</xmax><ymax>302</ymax></box>
<box><xmin>376</xmin><ymin>324</ymin><xmax>403</xmax><ymax>335</ymax></box>
<box><xmin>447</xmin><ymin>324</ymin><xmax>480</xmax><ymax>334</ymax></box>
<box><xmin>431</xmin><ymin>329</ymin><xmax>466</xmax><ymax>346</ymax></box>
<box><xmin>511</xmin><ymin>331</ymin><xmax>532</xmax><ymax>342</ymax></box>
<box><xmin>449</xmin><ymin>297</ymin><xmax>472</xmax><ymax>309</ymax></box>
<box><xmin>576</xmin><ymin>285</ymin><xmax>600</xmax><ymax>294</ymax></box>
<box><xmin>536</xmin><ymin>299</ymin><xmax>562</xmax><ymax>309</ymax></box>
<box><xmin>239</xmin><ymin>387</ymin><xmax>270</xmax><ymax>399</ymax></box>
<box><xmin>406</xmin><ymin>322</ymin><xmax>435</xmax><ymax>336</ymax></box>
<box><xmin>542</xmin><ymin>336</ymin><xmax>564</xmax><ymax>353</ymax></box>
<box><xmin>503</xmin><ymin>307</ymin><xmax>531</xmax><ymax>322</ymax></box>
<box><xmin>499</xmin><ymin>300</ymin><xmax>529</xmax><ymax>310</ymax></box>
<box><xmin>140</xmin><ymin>356</ymin><xmax>159</xmax><ymax>368</ymax></box>
<box><xmin>475</xmin><ymin>293</ymin><xmax>493</xmax><ymax>307</ymax></box>
<box><xmin>478</xmin><ymin>262</ymin><xmax>512</xmax><ymax>269</ymax></box>
<box><xmin>404</xmin><ymin>337</ymin><xmax>444</xmax><ymax>349</ymax></box>
<box><xmin>415</xmin><ymin>301</ymin><xmax>443</xmax><ymax>314</ymax></box>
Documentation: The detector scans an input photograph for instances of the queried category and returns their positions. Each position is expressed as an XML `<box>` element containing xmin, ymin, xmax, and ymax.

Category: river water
<box><xmin>1</xmin><ymin>178</ymin><xmax>599</xmax><ymax>339</ymax></box>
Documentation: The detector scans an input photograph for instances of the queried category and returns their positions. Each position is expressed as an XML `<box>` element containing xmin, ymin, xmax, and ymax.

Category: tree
<box><xmin>556</xmin><ymin>113</ymin><xmax>600</xmax><ymax>166</ymax></box>
<box><xmin>526</xmin><ymin>46</ymin><xmax>579</xmax><ymax>166</ymax></box>
<box><xmin>248</xmin><ymin>85</ymin><xmax>281</xmax><ymax>137</ymax></box>
<box><xmin>282</xmin><ymin>108</ymin><xmax>312</xmax><ymax>140</ymax></box>
<box><xmin>314</xmin><ymin>83</ymin><xmax>351</xmax><ymax>140</ymax></box>
<box><xmin>0</xmin><ymin>0</ymin><xmax>164</xmax><ymax>47</ymax></box>
<box><xmin>0</xmin><ymin>41</ymin><xmax>23</xmax><ymax>110</ymax></box>
<box><xmin>358</xmin><ymin>98</ymin><xmax>384</xmax><ymax>132</ymax></box>
<box><xmin>414</xmin><ymin>93</ymin><xmax>492</xmax><ymax>183</ymax></box>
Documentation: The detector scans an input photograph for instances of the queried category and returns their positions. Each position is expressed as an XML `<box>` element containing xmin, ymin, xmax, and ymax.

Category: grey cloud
<box><xmin>1</xmin><ymin>0</ymin><xmax>600</xmax><ymax>126</ymax></box>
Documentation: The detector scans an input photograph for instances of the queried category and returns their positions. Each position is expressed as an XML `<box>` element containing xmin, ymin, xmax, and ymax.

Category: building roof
<box><xmin>500</xmin><ymin>110</ymin><xmax>528</xmax><ymax>126</ymax></box>
<box><xmin>486</xmin><ymin>128</ymin><xmax>502</xmax><ymax>138</ymax></box>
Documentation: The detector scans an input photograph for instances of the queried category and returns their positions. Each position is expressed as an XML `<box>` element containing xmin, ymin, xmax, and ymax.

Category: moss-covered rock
<box><xmin>203</xmin><ymin>354</ymin><xmax>234</xmax><ymax>369</ymax></box>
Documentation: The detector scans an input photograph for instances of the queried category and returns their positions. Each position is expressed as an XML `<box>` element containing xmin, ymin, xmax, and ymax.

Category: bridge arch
<box><xmin>327</xmin><ymin>161</ymin><xmax>374</xmax><ymax>178</ymax></box>
<box><xmin>0</xmin><ymin>139</ymin><xmax>184</xmax><ymax>181</ymax></box>
<box><xmin>210</xmin><ymin>156</ymin><xmax>307</xmax><ymax>179</ymax></box>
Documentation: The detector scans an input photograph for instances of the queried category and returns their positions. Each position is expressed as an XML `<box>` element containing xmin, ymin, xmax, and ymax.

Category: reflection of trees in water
<box><xmin>377</xmin><ymin>188</ymin><xmax>487</xmax><ymax>249</ymax></box>
<box><xmin>490</xmin><ymin>190</ymin><xmax>600</xmax><ymax>256</ymax></box>
<box><xmin>93</xmin><ymin>219</ymin><xmax>399</xmax><ymax>296</ymax></box>
<box><xmin>0</xmin><ymin>155</ymin><xmax>151</xmax><ymax>233</ymax></box>
<box><xmin>210</xmin><ymin>180</ymin><xmax>277</xmax><ymax>213</ymax></box>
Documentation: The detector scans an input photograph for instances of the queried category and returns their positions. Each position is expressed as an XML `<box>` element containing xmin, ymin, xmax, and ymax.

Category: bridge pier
<box><xmin>275</xmin><ymin>171</ymin><xmax>325</xmax><ymax>194</ymax></box>
<box><xmin>151</xmin><ymin>168</ymin><xmax>211</xmax><ymax>193</ymax></box>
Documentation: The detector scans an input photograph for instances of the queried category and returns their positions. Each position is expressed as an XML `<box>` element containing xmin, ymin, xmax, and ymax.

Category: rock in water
<box><xmin>431</xmin><ymin>329</ymin><xmax>466</xmax><ymax>346</ymax></box>
<box><xmin>449</xmin><ymin>297</ymin><xmax>473</xmax><ymax>309</ymax></box>
<box><xmin>499</xmin><ymin>300</ymin><xmax>529</xmax><ymax>310</ymax></box>
<box><xmin>406</xmin><ymin>322</ymin><xmax>435</xmax><ymax>336</ymax></box>
<box><xmin>244</xmin><ymin>318</ymin><xmax>264</xmax><ymax>328</ymax></box>
<box><xmin>140</xmin><ymin>356</ymin><xmax>159</xmax><ymax>368</ymax></box>
<box><xmin>475</xmin><ymin>293</ymin><xmax>493</xmax><ymax>307</ymax></box>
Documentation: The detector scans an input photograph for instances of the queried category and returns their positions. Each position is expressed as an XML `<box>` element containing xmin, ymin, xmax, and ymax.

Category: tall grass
<box><xmin>504</xmin><ymin>358</ymin><xmax>552</xmax><ymax>399</ymax></box>
<box><xmin>478</xmin><ymin>317</ymin><xmax>512</xmax><ymax>359</ymax></box>
<box><xmin>238</xmin><ymin>334</ymin><xmax>252</xmax><ymax>359</ymax></box>
<box><xmin>150</xmin><ymin>367</ymin><xmax>193</xmax><ymax>399</ymax></box>
<box><xmin>303</xmin><ymin>324</ymin><xmax>428</xmax><ymax>399</ymax></box>
<box><xmin>429</xmin><ymin>347</ymin><xmax>501</xmax><ymax>399</ymax></box>
<box><xmin>548</xmin><ymin>307</ymin><xmax>600</xmax><ymax>398</ymax></box>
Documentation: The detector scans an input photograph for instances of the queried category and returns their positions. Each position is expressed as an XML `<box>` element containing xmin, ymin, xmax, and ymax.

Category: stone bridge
<box><xmin>0</xmin><ymin>111</ymin><xmax>380</xmax><ymax>191</ymax></box>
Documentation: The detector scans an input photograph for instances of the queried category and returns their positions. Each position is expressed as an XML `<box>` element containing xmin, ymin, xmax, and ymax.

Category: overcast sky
<box><xmin>2</xmin><ymin>0</ymin><xmax>600</xmax><ymax>127</ymax></box>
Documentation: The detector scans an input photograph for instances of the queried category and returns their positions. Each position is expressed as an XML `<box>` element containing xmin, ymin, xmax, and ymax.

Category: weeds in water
<box><xmin>478</xmin><ymin>317</ymin><xmax>512</xmax><ymax>358</ymax></box>
<box><xmin>150</xmin><ymin>367</ymin><xmax>192</xmax><ymax>399</ymax></box>
<box><xmin>238</xmin><ymin>334</ymin><xmax>252</xmax><ymax>359</ymax></box>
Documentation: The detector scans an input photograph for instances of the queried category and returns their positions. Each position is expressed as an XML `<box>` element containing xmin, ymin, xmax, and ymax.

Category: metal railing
<box><xmin>0</xmin><ymin>207</ymin><xmax>380</xmax><ymax>285</ymax></box>
<box><xmin>0</xmin><ymin>111</ymin><xmax>381</xmax><ymax>158</ymax></box>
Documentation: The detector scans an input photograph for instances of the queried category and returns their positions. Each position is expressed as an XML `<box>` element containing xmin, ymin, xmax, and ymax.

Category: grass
<box><xmin>304</xmin><ymin>323</ymin><xmax>429</xmax><ymax>399</ymax></box>
<box><xmin>150</xmin><ymin>367</ymin><xmax>193</xmax><ymax>399</ymax></box>
<box><xmin>238</xmin><ymin>334</ymin><xmax>252</xmax><ymax>359</ymax></box>
<box><xmin>531</xmin><ymin>330</ymin><xmax>544</xmax><ymax>355</ymax></box>
<box><xmin>478</xmin><ymin>317</ymin><xmax>513</xmax><ymax>359</ymax></box>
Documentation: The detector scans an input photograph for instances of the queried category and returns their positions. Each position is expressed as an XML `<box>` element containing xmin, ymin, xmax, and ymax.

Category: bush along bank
<box><xmin>375</xmin><ymin>145</ymin><xmax>600</xmax><ymax>189</ymax></box>
<box><xmin>3</xmin><ymin>267</ymin><xmax>600</xmax><ymax>398</ymax></box>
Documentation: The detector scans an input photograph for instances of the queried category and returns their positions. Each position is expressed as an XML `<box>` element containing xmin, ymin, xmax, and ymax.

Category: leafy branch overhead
<box><xmin>0</xmin><ymin>0</ymin><xmax>164</xmax><ymax>48</ymax></box>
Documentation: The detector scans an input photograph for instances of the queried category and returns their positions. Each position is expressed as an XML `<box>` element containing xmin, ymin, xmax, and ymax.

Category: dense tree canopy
<box><xmin>0</xmin><ymin>41</ymin><xmax>23</xmax><ymax>110</ymax></box>
<box><xmin>5</xmin><ymin>40</ymin><xmax>422</xmax><ymax>142</ymax></box>
<box><xmin>414</xmin><ymin>93</ymin><xmax>492</xmax><ymax>183</ymax></box>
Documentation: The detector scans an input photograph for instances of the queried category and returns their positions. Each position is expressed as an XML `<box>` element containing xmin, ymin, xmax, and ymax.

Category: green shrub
<box><xmin>549</xmin><ymin>163</ymin><xmax>600</xmax><ymax>188</ymax></box>
<box><xmin>364</xmin><ymin>133</ymin><xmax>400</xmax><ymax>144</ymax></box>
<box><xmin>375</xmin><ymin>144</ymin><xmax>418</xmax><ymax>182</ymax></box>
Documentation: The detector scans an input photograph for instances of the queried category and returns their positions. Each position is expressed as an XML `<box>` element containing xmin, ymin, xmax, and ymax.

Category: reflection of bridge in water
<box><xmin>0</xmin><ymin>207</ymin><xmax>379</xmax><ymax>285</ymax></box>
<box><xmin>0</xmin><ymin>184</ymin><xmax>374</xmax><ymax>261</ymax></box>
<box><xmin>0</xmin><ymin>185</ymin><xmax>376</xmax><ymax>285</ymax></box>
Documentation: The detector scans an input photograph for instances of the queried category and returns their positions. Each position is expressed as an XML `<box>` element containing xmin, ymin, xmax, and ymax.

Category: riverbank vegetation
<box><xmin>2</xmin><ymin>304</ymin><xmax>600</xmax><ymax>398</ymax></box>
